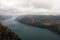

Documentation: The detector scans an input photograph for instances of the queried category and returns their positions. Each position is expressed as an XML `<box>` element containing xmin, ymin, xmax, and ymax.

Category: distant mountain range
<box><xmin>16</xmin><ymin>15</ymin><xmax>60</xmax><ymax>22</ymax></box>
<box><xmin>0</xmin><ymin>15</ymin><xmax>12</xmax><ymax>20</ymax></box>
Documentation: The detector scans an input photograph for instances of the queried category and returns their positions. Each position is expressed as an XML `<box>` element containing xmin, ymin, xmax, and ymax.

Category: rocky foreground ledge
<box><xmin>0</xmin><ymin>21</ymin><xmax>21</xmax><ymax>40</ymax></box>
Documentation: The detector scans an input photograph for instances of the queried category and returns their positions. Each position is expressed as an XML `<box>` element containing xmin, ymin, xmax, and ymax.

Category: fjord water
<box><xmin>3</xmin><ymin>18</ymin><xmax>60</xmax><ymax>40</ymax></box>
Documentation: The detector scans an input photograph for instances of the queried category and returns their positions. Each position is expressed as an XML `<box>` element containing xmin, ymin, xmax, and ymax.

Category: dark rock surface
<box><xmin>0</xmin><ymin>21</ymin><xmax>21</xmax><ymax>40</ymax></box>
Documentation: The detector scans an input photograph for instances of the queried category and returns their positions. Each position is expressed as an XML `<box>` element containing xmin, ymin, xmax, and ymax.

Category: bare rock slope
<box><xmin>0</xmin><ymin>21</ymin><xmax>21</xmax><ymax>40</ymax></box>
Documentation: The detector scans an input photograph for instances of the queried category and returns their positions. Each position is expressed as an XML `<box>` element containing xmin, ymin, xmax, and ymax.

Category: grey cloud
<box><xmin>0</xmin><ymin>0</ymin><xmax>60</xmax><ymax>15</ymax></box>
<box><xmin>20</xmin><ymin>0</ymin><xmax>53</xmax><ymax>10</ymax></box>
<box><xmin>31</xmin><ymin>2</ymin><xmax>52</xmax><ymax>9</ymax></box>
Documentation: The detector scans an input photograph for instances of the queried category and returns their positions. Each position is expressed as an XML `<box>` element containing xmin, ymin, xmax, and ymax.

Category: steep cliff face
<box><xmin>16</xmin><ymin>15</ymin><xmax>60</xmax><ymax>35</ymax></box>
<box><xmin>0</xmin><ymin>21</ymin><xmax>21</xmax><ymax>40</ymax></box>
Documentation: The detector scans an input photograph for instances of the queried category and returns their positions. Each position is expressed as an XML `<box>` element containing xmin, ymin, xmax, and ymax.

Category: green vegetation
<box><xmin>40</xmin><ymin>19</ymin><xmax>51</xmax><ymax>23</ymax></box>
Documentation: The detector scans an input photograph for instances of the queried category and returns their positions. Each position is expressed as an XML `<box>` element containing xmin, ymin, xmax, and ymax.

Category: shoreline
<box><xmin>19</xmin><ymin>21</ymin><xmax>60</xmax><ymax>35</ymax></box>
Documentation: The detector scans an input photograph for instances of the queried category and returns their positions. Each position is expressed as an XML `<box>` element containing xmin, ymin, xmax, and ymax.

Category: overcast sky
<box><xmin>0</xmin><ymin>0</ymin><xmax>60</xmax><ymax>15</ymax></box>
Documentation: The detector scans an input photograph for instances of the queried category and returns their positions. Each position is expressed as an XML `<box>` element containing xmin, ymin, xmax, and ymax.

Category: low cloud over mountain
<box><xmin>0</xmin><ymin>0</ymin><xmax>60</xmax><ymax>15</ymax></box>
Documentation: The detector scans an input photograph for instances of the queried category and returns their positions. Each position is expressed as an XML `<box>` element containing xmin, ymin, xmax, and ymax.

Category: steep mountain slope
<box><xmin>15</xmin><ymin>15</ymin><xmax>60</xmax><ymax>35</ymax></box>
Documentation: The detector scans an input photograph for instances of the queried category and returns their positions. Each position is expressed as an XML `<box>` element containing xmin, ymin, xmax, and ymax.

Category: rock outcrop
<box><xmin>0</xmin><ymin>21</ymin><xmax>21</xmax><ymax>40</ymax></box>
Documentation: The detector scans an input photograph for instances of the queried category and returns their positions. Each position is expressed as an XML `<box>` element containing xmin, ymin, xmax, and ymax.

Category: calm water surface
<box><xmin>3</xmin><ymin>18</ymin><xmax>60</xmax><ymax>40</ymax></box>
